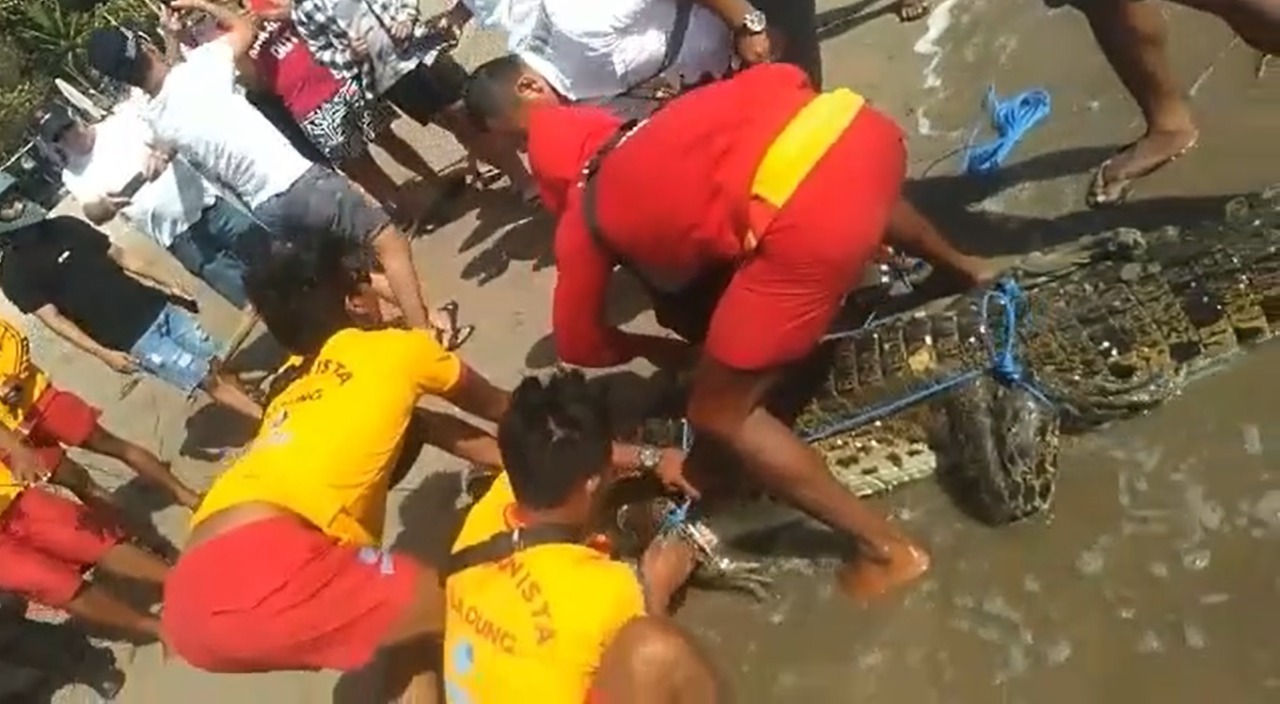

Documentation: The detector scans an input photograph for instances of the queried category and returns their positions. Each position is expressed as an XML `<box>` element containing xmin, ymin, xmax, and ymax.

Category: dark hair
<box><xmin>498</xmin><ymin>369</ymin><xmax>613</xmax><ymax>510</ymax></box>
<box><xmin>242</xmin><ymin>233</ymin><xmax>370</xmax><ymax>356</ymax></box>
<box><xmin>462</xmin><ymin>54</ymin><xmax>526</xmax><ymax>131</ymax></box>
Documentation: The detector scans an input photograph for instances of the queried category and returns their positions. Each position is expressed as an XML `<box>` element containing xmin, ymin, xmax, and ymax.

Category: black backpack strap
<box><xmin>580</xmin><ymin>119</ymin><xmax>645</xmax><ymax>277</ymax></box>
<box><xmin>446</xmin><ymin>523</ymin><xmax>582</xmax><ymax>576</ymax></box>
<box><xmin>623</xmin><ymin>0</ymin><xmax>694</xmax><ymax>97</ymax></box>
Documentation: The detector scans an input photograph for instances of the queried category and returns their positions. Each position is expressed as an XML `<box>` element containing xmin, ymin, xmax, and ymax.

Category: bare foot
<box><xmin>897</xmin><ymin>0</ymin><xmax>931</xmax><ymax>22</ymax></box>
<box><xmin>1087</xmin><ymin>127</ymin><xmax>1199</xmax><ymax>207</ymax></box>
<box><xmin>836</xmin><ymin>541</ymin><xmax>930</xmax><ymax>602</ymax></box>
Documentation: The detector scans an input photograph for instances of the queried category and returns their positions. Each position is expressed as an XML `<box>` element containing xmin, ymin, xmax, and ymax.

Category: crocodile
<box><xmin>638</xmin><ymin>185</ymin><xmax>1280</xmax><ymax>523</ymax></box>
<box><xmin>589</xmin><ymin>184</ymin><xmax>1280</xmax><ymax>596</ymax></box>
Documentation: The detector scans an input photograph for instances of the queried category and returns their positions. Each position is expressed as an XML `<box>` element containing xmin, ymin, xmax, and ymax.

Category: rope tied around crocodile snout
<box><xmin>980</xmin><ymin>278</ymin><xmax>1054</xmax><ymax>408</ymax></box>
<box><xmin>802</xmin><ymin>276</ymin><xmax>1054</xmax><ymax>442</ymax></box>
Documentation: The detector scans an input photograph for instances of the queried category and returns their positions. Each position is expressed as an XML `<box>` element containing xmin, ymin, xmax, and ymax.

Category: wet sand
<box><xmin>686</xmin><ymin>347</ymin><xmax>1280</xmax><ymax>703</ymax></box>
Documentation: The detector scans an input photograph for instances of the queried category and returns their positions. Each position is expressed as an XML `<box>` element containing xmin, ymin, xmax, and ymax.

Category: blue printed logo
<box><xmin>444</xmin><ymin>639</ymin><xmax>476</xmax><ymax>704</ymax></box>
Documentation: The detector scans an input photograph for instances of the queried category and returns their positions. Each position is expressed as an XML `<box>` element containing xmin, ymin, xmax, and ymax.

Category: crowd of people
<box><xmin>0</xmin><ymin>0</ymin><xmax>1275</xmax><ymax>701</ymax></box>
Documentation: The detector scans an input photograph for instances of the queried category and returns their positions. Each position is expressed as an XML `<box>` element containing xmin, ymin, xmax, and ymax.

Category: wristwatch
<box><xmin>737</xmin><ymin>8</ymin><xmax>768</xmax><ymax>35</ymax></box>
<box><xmin>637</xmin><ymin>445</ymin><xmax>663</xmax><ymax>472</ymax></box>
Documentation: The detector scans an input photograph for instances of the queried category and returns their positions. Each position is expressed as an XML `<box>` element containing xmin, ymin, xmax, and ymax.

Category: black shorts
<box><xmin>382</xmin><ymin>55</ymin><xmax>470</xmax><ymax>125</ymax></box>
<box><xmin>645</xmin><ymin>266</ymin><xmax>735</xmax><ymax>346</ymax></box>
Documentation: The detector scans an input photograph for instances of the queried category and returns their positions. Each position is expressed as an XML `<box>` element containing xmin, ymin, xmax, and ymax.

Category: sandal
<box><xmin>433</xmin><ymin>300</ymin><xmax>476</xmax><ymax>351</ymax></box>
<box><xmin>1086</xmin><ymin>131</ymin><xmax>1199</xmax><ymax>208</ymax></box>
<box><xmin>897</xmin><ymin>0</ymin><xmax>931</xmax><ymax>21</ymax></box>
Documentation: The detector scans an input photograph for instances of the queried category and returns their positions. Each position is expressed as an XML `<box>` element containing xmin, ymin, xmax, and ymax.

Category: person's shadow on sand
<box><xmin>0</xmin><ymin>606</ymin><xmax>127</xmax><ymax>702</ymax></box>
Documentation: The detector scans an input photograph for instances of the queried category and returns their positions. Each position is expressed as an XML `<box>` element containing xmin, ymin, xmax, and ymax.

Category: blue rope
<box><xmin>962</xmin><ymin>86</ymin><xmax>1051</xmax><ymax>175</ymax></box>
<box><xmin>661</xmin><ymin>497</ymin><xmax>692</xmax><ymax>533</ymax></box>
<box><xmin>800</xmin><ymin>277</ymin><xmax>1053</xmax><ymax>442</ymax></box>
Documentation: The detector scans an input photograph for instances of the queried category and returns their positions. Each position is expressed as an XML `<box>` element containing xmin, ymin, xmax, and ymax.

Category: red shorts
<box><xmin>162</xmin><ymin>516</ymin><xmax>423</xmax><ymax>673</ymax></box>
<box><xmin>1</xmin><ymin>387</ymin><xmax>102</xmax><ymax>472</ymax></box>
<box><xmin>705</xmin><ymin>106</ymin><xmax>907</xmax><ymax>370</ymax></box>
<box><xmin>0</xmin><ymin>488</ymin><xmax>122</xmax><ymax>607</ymax></box>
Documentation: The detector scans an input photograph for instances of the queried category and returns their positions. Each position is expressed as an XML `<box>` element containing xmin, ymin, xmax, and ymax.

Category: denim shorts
<box><xmin>169</xmin><ymin>198</ymin><xmax>267</xmax><ymax>309</ymax></box>
<box><xmin>252</xmin><ymin>165</ymin><xmax>390</xmax><ymax>247</ymax></box>
<box><xmin>128</xmin><ymin>304</ymin><xmax>218</xmax><ymax>395</ymax></box>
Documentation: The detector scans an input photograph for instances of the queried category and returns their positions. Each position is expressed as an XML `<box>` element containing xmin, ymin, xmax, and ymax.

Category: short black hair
<box><xmin>498</xmin><ymin>369</ymin><xmax>613</xmax><ymax>510</ymax></box>
<box><xmin>463</xmin><ymin>54</ymin><xmax>526</xmax><ymax>131</ymax></box>
<box><xmin>242</xmin><ymin>233</ymin><xmax>371</xmax><ymax>356</ymax></box>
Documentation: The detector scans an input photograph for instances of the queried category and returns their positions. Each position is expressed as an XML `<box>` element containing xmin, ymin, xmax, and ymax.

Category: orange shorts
<box><xmin>162</xmin><ymin>516</ymin><xmax>423</xmax><ymax>673</ymax></box>
<box><xmin>0</xmin><ymin>387</ymin><xmax>102</xmax><ymax>472</ymax></box>
<box><xmin>705</xmin><ymin>106</ymin><xmax>906</xmax><ymax>370</ymax></box>
<box><xmin>0</xmin><ymin>488</ymin><xmax>122</xmax><ymax>607</ymax></box>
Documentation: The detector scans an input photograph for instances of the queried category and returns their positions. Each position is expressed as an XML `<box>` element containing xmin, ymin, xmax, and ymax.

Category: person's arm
<box><xmin>371</xmin><ymin>229</ymin><xmax>432</xmax><ymax>332</ymax></box>
<box><xmin>693</xmin><ymin>0</ymin><xmax>772</xmax><ymax>63</ymax></box>
<box><xmin>413</xmin><ymin>408</ymin><xmax>504</xmax><ymax>467</ymax></box>
<box><xmin>32</xmin><ymin>305</ymin><xmax>139</xmax><ymax>374</ymax></box>
<box><xmin>885</xmin><ymin>198</ymin><xmax>994</xmax><ymax>288</ymax></box>
<box><xmin>439</xmin><ymin>363</ymin><xmax>511</xmax><ymax>425</ymax></box>
<box><xmin>0</xmin><ymin>425</ymin><xmax>53</xmax><ymax>484</ymax></box>
<box><xmin>169</xmin><ymin>0</ymin><xmax>257</xmax><ymax>57</ymax></box>
<box><xmin>291</xmin><ymin>0</ymin><xmax>360</xmax><ymax>82</ymax></box>
<box><xmin>551</xmin><ymin>208</ymin><xmax>647</xmax><ymax>369</ymax></box>
<box><xmin>158</xmin><ymin>6</ymin><xmax>186</xmax><ymax>63</ymax></box>
<box><xmin>80</xmin><ymin>194</ymin><xmax>128</xmax><ymax>225</ymax></box>
<box><xmin>106</xmin><ymin>243</ymin><xmax>186</xmax><ymax>297</ymax></box>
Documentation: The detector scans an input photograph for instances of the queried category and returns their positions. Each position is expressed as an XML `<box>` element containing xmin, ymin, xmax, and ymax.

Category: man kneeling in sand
<box><xmin>162</xmin><ymin>234</ymin><xmax>693</xmax><ymax>700</ymax></box>
<box><xmin>0</xmin><ymin>426</ymin><xmax>170</xmax><ymax>644</ymax></box>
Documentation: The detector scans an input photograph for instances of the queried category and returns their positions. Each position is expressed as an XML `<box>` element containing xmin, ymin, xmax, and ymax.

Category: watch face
<box><xmin>743</xmin><ymin>10</ymin><xmax>767</xmax><ymax>33</ymax></box>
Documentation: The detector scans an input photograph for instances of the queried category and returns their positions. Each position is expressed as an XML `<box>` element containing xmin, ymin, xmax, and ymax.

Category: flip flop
<box><xmin>1086</xmin><ymin>132</ymin><xmax>1199</xmax><ymax>208</ymax></box>
<box><xmin>434</xmin><ymin>300</ymin><xmax>476</xmax><ymax>351</ymax></box>
<box><xmin>897</xmin><ymin>0</ymin><xmax>931</xmax><ymax>21</ymax></box>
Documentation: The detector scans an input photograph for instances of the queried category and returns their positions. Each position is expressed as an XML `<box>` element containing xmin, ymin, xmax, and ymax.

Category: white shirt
<box><xmin>142</xmin><ymin>39</ymin><xmax>312</xmax><ymax>209</ymax></box>
<box><xmin>61</xmin><ymin>110</ymin><xmax>214</xmax><ymax>249</ymax></box>
<box><xmin>465</xmin><ymin>0</ymin><xmax>733</xmax><ymax>101</ymax></box>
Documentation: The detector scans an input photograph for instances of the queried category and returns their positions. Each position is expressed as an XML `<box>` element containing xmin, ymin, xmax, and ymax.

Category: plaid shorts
<box><xmin>299</xmin><ymin>83</ymin><xmax>397</xmax><ymax>164</ymax></box>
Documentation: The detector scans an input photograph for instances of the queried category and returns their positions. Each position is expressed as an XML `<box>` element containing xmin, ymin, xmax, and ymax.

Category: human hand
<box><xmin>655</xmin><ymin>448</ymin><xmax>701</xmax><ymax>500</ymax></box>
<box><xmin>158</xmin><ymin>6</ymin><xmax>184</xmax><ymax>35</ymax></box>
<box><xmin>949</xmin><ymin>254</ymin><xmax>1002</xmax><ymax>289</ymax></box>
<box><xmin>101</xmin><ymin>350</ymin><xmax>140</xmax><ymax>375</ymax></box>
<box><xmin>350</xmin><ymin>33</ymin><xmax>370</xmax><ymax>60</ymax></box>
<box><xmin>388</xmin><ymin>19</ymin><xmax>415</xmax><ymax>42</ymax></box>
<box><xmin>734</xmin><ymin>31</ymin><xmax>773</xmax><ymax>65</ymax></box>
<box><xmin>640</xmin><ymin>534</ymin><xmax>698</xmax><ymax>609</ymax></box>
<box><xmin>142</xmin><ymin>151</ymin><xmax>170</xmax><ymax>181</ymax></box>
<box><xmin>167</xmin><ymin>0</ymin><xmax>209</xmax><ymax>12</ymax></box>
<box><xmin>7</xmin><ymin>445</ymin><xmax>51</xmax><ymax>486</ymax></box>
<box><xmin>102</xmin><ymin>191</ymin><xmax>132</xmax><ymax>213</ymax></box>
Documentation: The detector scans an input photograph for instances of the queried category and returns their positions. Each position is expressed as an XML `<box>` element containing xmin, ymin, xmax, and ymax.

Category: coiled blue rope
<box><xmin>962</xmin><ymin>86</ymin><xmax>1051</xmax><ymax>175</ymax></box>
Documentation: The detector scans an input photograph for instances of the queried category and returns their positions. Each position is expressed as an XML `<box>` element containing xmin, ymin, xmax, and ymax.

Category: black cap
<box><xmin>85</xmin><ymin>26</ymin><xmax>146</xmax><ymax>86</ymax></box>
<box><xmin>37</xmin><ymin>106</ymin><xmax>77</xmax><ymax>144</ymax></box>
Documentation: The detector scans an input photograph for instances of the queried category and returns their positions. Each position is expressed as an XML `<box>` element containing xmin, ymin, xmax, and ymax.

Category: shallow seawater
<box><xmin>681</xmin><ymin>345</ymin><xmax>1280</xmax><ymax>704</ymax></box>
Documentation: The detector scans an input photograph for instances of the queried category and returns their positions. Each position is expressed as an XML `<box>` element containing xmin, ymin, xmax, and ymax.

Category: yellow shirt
<box><xmin>191</xmin><ymin>327</ymin><xmax>463</xmax><ymax>546</ymax></box>
<box><xmin>0</xmin><ymin>318</ymin><xmax>50</xmax><ymax>434</ymax></box>
<box><xmin>444</xmin><ymin>473</ymin><xmax>646</xmax><ymax>704</ymax></box>
<box><xmin>0</xmin><ymin>465</ymin><xmax>25</xmax><ymax>515</ymax></box>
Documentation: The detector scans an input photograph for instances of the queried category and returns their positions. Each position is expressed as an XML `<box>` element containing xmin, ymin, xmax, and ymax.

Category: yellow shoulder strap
<box><xmin>751</xmin><ymin>88</ymin><xmax>867</xmax><ymax>209</ymax></box>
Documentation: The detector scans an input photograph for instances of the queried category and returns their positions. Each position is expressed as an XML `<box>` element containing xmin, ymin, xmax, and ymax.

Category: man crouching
<box><xmin>162</xmin><ymin>233</ymin><xmax>511</xmax><ymax>701</ymax></box>
<box><xmin>444</xmin><ymin>369</ymin><xmax>722</xmax><ymax>703</ymax></box>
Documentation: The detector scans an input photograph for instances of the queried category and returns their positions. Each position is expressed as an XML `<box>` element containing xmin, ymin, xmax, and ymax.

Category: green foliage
<box><xmin>0</xmin><ymin>0</ymin><xmax>158</xmax><ymax>158</ymax></box>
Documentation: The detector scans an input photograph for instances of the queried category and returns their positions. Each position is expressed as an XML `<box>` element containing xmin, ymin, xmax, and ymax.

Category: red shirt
<box><xmin>248</xmin><ymin>20</ymin><xmax>342</xmax><ymax>120</ymax></box>
<box><xmin>531</xmin><ymin>64</ymin><xmax>816</xmax><ymax>368</ymax></box>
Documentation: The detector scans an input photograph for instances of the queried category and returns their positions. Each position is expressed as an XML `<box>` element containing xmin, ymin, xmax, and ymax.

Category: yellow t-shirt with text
<box><xmin>0</xmin><ymin>318</ymin><xmax>50</xmax><ymax>434</ymax></box>
<box><xmin>443</xmin><ymin>472</ymin><xmax>646</xmax><ymax>703</ymax></box>
<box><xmin>191</xmin><ymin>327</ymin><xmax>462</xmax><ymax>546</ymax></box>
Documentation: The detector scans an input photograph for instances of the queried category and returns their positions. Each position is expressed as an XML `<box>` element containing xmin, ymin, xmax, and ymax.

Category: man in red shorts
<box><xmin>0</xmin><ymin>425</ymin><xmax>170</xmax><ymax>643</ymax></box>
<box><xmin>464</xmin><ymin>56</ymin><xmax>994</xmax><ymax>600</ymax></box>
<box><xmin>1</xmin><ymin>317</ymin><xmax>202</xmax><ymax>509</ymax></box>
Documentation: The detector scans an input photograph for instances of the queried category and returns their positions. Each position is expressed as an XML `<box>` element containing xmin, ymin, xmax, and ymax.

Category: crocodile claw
<box><xmin>691</xmin><ymin>558</ymin><xmax>775</xmax><ymax>601</ymax></box>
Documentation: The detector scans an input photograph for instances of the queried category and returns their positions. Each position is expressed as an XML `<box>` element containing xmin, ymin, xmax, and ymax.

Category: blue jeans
<box><xmin>129</xmin><ymin>304</ymin><xmax>219</xmax><ymax>395</ymax></box>
<box><xmin>169</xmin><ymin>198</ymin><xmax>268</xmax><ymax>308</ymax></box>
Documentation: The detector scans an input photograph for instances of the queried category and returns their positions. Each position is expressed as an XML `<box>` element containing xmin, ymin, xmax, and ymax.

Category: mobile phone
<box><xmin>119</xmin><ymin>172</ymin><xmax>148</xmax><ymax>198</ymax></box>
